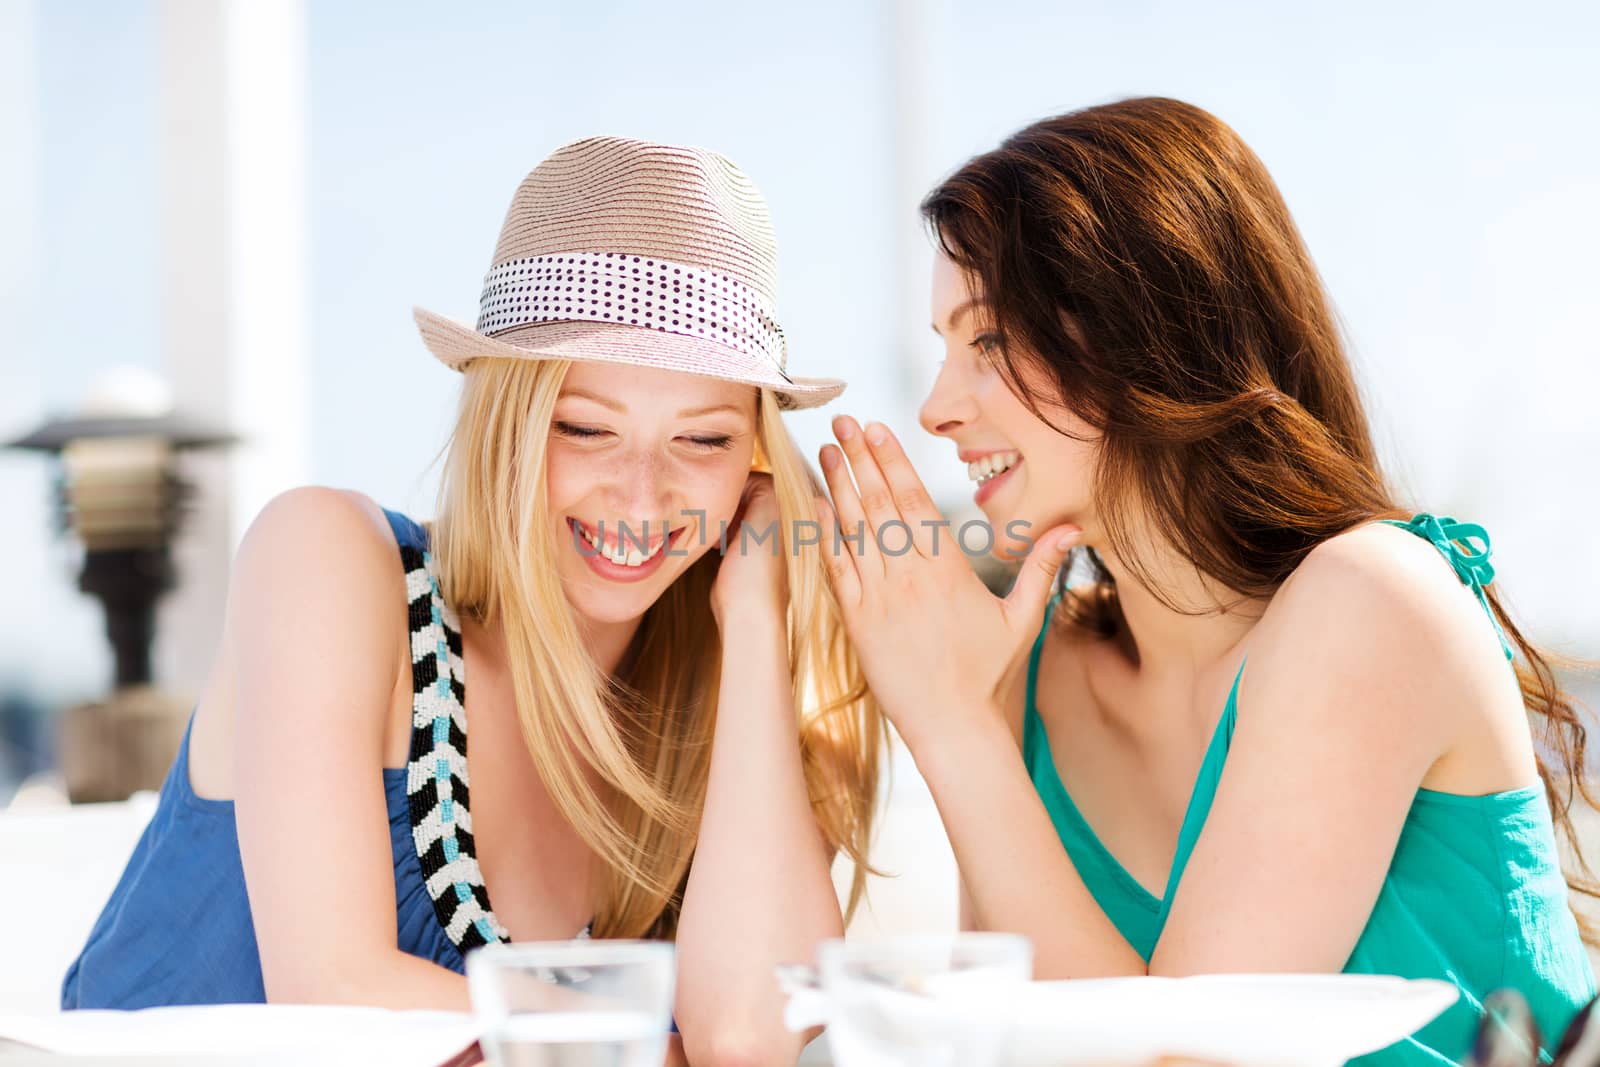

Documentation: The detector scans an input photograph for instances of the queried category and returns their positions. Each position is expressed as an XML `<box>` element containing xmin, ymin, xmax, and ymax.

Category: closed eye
<box><xmin>557</xmin><ymin>422</ymin><xmax>734</xmax><ymax>452</ymax></box>
<box><xmin>554</xmin><ymin>421</ymin><xmax>611</xmax><ymax>439</ymax></box>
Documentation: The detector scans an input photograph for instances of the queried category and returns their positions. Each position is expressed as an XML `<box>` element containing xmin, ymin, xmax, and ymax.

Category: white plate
<box><xmin>0</xmin><ymin>1004</ymin><xmax>479</xmax><ymax>1066</ymax></box>
<box><xmin>950</xmin><ymin>973</ymin><xmax>1459</xmax><ymax>1067</ymax></box>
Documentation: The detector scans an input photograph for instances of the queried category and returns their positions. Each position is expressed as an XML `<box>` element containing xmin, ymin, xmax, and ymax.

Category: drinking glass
<box><xmin>817</xmin><ymin>932</ymin><xmax>1032</xmax><ymax>1067</ymax></box>
<box><xmin>467</xmin><ymin>940</ymin><xmax>675</xmax><ymax>1067</ymax></box>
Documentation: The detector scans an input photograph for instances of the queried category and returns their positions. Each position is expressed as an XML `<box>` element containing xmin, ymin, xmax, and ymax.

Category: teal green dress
<box><xmin>1022</xmin><ymin>514</ymin><xmax>1596</xmax><ymax>1065</ymax></box>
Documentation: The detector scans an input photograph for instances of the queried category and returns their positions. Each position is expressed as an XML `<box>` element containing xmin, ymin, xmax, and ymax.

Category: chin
<box><xmin>970</xmin><ymin>499</ymin><xmax>1025</xmax><ymax>560</ymax></box>
<box><xmin>566</xmin><ymin>583</ymin><xmax>659</xmax><ymax>626</ymax></box>
<box><xmin>993</xmin><ymin>502</ymin><xmax>1081</xmax><ymax>562</ymax></box>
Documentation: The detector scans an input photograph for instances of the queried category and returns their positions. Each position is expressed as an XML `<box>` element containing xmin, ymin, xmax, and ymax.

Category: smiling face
<box><xmin>546</xmin><ymin>361</ymin><xmax>758</xmax><ymax>626</ymax></box>
<box><xmin>920</xmin><ymin>249</ymin><xmax>1104</xmax><ymax>560</ymax></box>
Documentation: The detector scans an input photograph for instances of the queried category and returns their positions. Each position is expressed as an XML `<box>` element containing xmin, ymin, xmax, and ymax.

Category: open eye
<box><xmin>969</xmin><ymin>332</ymin><xmax>1002</xmax><ymax>361</ymax></box>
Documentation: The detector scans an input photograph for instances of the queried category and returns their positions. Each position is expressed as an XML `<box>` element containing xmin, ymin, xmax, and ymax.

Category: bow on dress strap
<box><xmin>1383</xmin><ymin>513</ymin><xmax>1515</xmax><ymax>661</ymax></box>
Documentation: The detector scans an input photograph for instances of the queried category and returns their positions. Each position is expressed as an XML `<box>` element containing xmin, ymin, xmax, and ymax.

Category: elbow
<box><xmin>260</xmin><ymin>952</ymin><xmax>372</xmax><ymax>1006</ymax></box>
<box><xmin>1033</xmin><ymin>947</ymin><xmax>1150</xmax><ymax>982</ymax></box>
<box><xmin>262</xmin><ymin>973</ymin><xmax>357</xmax><ymax>1006</ymax></box>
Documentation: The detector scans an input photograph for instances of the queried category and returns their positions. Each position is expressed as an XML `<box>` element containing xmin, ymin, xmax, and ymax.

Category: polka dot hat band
<box><xmin>413</xmin><ymin>136</ymin><xmax>846</xmax><ymax>410</ymax></box>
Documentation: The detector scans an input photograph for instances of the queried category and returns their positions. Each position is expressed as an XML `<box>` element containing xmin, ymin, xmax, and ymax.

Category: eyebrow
<box><xmin>559</xmin><ymin>388</ymin><xmax>751</xmax><ymax>420</ymax></box>
<box><xmin>932</xmin><ymin>298</ymin><xmax>982</xmax><ymax>336</ymax></box>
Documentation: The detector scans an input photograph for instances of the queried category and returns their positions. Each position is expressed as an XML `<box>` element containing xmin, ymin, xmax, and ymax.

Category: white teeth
<box><xmin>575</xmin><ymin>520</ymin><xmax>669</xmax><ymax>568</ymax></box>
<box><xmin>967</xmin><ymin>452</ymin><xmax>1020</xmax><ymax>484</ymax></box>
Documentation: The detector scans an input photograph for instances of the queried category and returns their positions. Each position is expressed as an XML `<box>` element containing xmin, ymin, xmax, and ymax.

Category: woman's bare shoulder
<box><xmin>236</xmin><ymin>486</ymin><xmax>399</xmax><ymax>571</ymax></box>
<box><xmin>1246</xmin><ymin>520</ymin><xmax>1527</xmax><ymax>778</ymax></box>
<box><xmin>228</xmin><ymin>485</ymin><xmax>408</xmax><ymax>681</ymax></box>
<box><xmin>190</xmin><ymin>487</ymin><xmax>408</xmax><ymax>797</ymax></box>
<box><xmin>1264</xmin><ymin>521</ymin><xmax>1509</xmax><ymax>667</ymax></box>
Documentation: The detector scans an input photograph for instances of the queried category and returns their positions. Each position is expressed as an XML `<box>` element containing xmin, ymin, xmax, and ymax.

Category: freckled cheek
<box><xmin>677</xmin><ymin>458</ymin><xmax>751</xmax><ymax>536</ymax></box>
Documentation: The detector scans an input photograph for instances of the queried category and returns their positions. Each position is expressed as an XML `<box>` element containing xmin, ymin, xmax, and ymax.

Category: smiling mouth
<box><xmin>967</xmin><ymin>450</ymin><xmax>1021</xmax><ymax>485</ymax></box>
<box><xmin>567</xmin><ymin>517</ymin><xmax>687</xmax><ymax>568</ymax></box>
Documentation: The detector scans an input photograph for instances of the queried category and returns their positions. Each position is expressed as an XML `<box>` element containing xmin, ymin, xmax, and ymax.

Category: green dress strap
<box><xmin>1379</xmin><ymin>513</ymin><xmax>1514</xmax><ymax>661</ymax></box>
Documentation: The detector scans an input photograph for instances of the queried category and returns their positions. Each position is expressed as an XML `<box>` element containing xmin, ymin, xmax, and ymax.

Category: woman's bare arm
<box><xmin>674</xmin><ymin>602</ymin><xmax>841</xmax><ymax>1066</ymax></box>
<box><xmin>228</xmin><ymin>487</ymin><xmax>471</xmax><ymax>1007</ymax></box>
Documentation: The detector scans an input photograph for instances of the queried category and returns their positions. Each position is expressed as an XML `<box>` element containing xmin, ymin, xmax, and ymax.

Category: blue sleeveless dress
<box><xmin>1022</xmin><ymin>515</ymin><xmax>1596</xmax><ymax>1064</ymax></box>
<box><xmin>61</xmin><ymin>509</ymin><xmax>527</xmax><ymax>1007</ymax></box>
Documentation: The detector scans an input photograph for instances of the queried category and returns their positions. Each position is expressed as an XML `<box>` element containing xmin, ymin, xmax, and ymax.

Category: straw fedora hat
<box><xmin>414</xmin><ymin>136</ymin><xmax>845</xmax><ymax>410</ymax></box>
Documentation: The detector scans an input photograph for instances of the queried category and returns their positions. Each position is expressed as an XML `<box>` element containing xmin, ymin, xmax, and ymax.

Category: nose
<box><xmin>918</xmin><ymin>359</ymin><xmax>975</xmax><ymax>438</ymax></box>
<box><xmin>607</xmin><ymin>449</ymin><xmax>676</xmax><ymax>527</ymax></box>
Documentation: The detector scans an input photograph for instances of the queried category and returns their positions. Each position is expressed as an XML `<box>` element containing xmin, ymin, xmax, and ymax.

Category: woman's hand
<box><xmin>815</xmin><ymin>417</ymin><xmax>1079</xmax><ymax>753</ymax></box>
<box><xmin>709</xmin><ymin>471</ymin><xmax>788</xmax><ymax>630</ymax></box>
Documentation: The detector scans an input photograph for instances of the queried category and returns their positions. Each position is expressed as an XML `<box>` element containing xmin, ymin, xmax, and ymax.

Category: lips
<box><xmin>567</xmin><ymin>517</ymin><xmax>684</xmax><ymax>568</ymax></box>
<box><xmin>956</xmin><ymin>447</ymin><xmax>1024</xmax><ymax>507</ymax></box>
<box><xmin>566</xmin><ymin>518</ymin><xmax>672</xmax><ymax>556</ymax></box>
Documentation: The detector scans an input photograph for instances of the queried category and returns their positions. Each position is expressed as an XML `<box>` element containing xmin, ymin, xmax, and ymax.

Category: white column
<box><xmin>157</xmin><ymin>0</ymin><xmax>309</xmax><ymax>700</ymax></box>
<box><xmin>841</xmin><ymin>0</ymin><xmax>960</xmax><ymax>938</ymax></box>
<box><xmin>0</xmin><ymin>0</ymin><xmax>40</xmax><ymax>409</ymax></box>
<box><xmin>0</xmin><ymin>0</ymin><xmax>72</xmax><ymax>695</ymax></box>
<box><xmin>890</xmin><ymin>0</ymin><xmax>940</xmax><ymax>483</ymax></box>
<box><xmin>0</xmin><ymin>0</ymin><xmax>38</xmax><ymax>339</ymax></box>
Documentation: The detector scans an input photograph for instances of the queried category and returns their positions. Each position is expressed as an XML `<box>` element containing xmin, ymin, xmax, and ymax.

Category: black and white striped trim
<box><xmin>400</xmin><ymin>543</ymin><xmax>511</xmax><ymax>953</ymax></box>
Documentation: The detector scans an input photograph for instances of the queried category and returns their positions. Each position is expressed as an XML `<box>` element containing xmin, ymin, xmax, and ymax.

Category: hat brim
<box><xmin>414</xmin><ymin>307</ymin><xmax>846</xmax><ymax>411</ymax></box>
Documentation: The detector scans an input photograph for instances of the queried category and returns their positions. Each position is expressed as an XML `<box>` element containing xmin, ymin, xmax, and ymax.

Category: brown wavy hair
<box><xmin>921</xmin><ymin>95</ymin><xmax>1598</xmax><ymax>940</ymax></box>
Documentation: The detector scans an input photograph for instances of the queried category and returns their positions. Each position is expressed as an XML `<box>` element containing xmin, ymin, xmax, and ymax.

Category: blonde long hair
<box><xmin>432</xmin><ymin>357</ymin><xmax>885</xmax><ymax>938</ymax></box>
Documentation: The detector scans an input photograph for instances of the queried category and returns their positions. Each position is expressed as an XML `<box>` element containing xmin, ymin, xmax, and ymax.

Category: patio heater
<box><xmin>5</xmin><ymin>372</ymin><xmax>234</xmax><ymax>802</ymax></box>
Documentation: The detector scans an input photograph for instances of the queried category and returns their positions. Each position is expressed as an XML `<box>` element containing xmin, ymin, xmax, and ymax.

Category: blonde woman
<box><xmin>62</xmin><ymin>138</ymin><xmax>883</xmax><ymax>1067</ymax></box>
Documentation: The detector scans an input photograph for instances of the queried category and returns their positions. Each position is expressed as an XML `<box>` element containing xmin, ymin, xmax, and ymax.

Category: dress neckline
<box><xmin>1023</xmin><ymin>509</ymin><xmax>1542</xmax><ymax>919</ymax></box>
<box><xmin>386</xmin><ymin>508</ymin><xmax>594</xmax><ymax>949</ymax></box>
<box><xmin>1023</xmin><ymin>591</ymin><xmax>1245</xmax><ymax>909</ymax></box>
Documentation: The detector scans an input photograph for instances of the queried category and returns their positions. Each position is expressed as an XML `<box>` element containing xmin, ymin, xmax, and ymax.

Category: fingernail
<box><xmin>865</xmin><ymin>422</ymin><xmax>888</xmax><ymax>446</ymax></box>
<box><xmin>1056</xmin><ymin>532</ymin><xmax>1080</xmax><ymax>551</ymax></box>
<box><xmin>820</xmin><ymin>446</ymin><xmax>839</xmax><ymax>469</ymax></box>
<box><xmin>834</xmin><ymin>417</ymin><xmax>856</xmax><ymax>440</ymax></box>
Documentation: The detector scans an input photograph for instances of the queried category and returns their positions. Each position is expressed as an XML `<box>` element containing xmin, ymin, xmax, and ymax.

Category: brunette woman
<box><xmin>816</xmin><ymin>98</ymin><xmax>1596</xmax><ymax>1066</ymax></box>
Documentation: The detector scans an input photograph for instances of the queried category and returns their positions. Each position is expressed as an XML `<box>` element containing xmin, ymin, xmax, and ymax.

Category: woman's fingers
<box><xmin>819</xmin><ymin>440</ymin><xmax>881</xmax><ymax>578</ymax></box>
<box><xmin>830</xmin><ymin>416</ymin><xmax>906</xmax><ymax>562</ymax></box>
<box><xmin>813</xmin><ymin>494</ymin><xmax>862</xmax><ymax>610</ymax></box>
<box><xmin>861</xmin><ymin>421</ymin><xmax>948</xmax><ymax>560</ymax></box>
